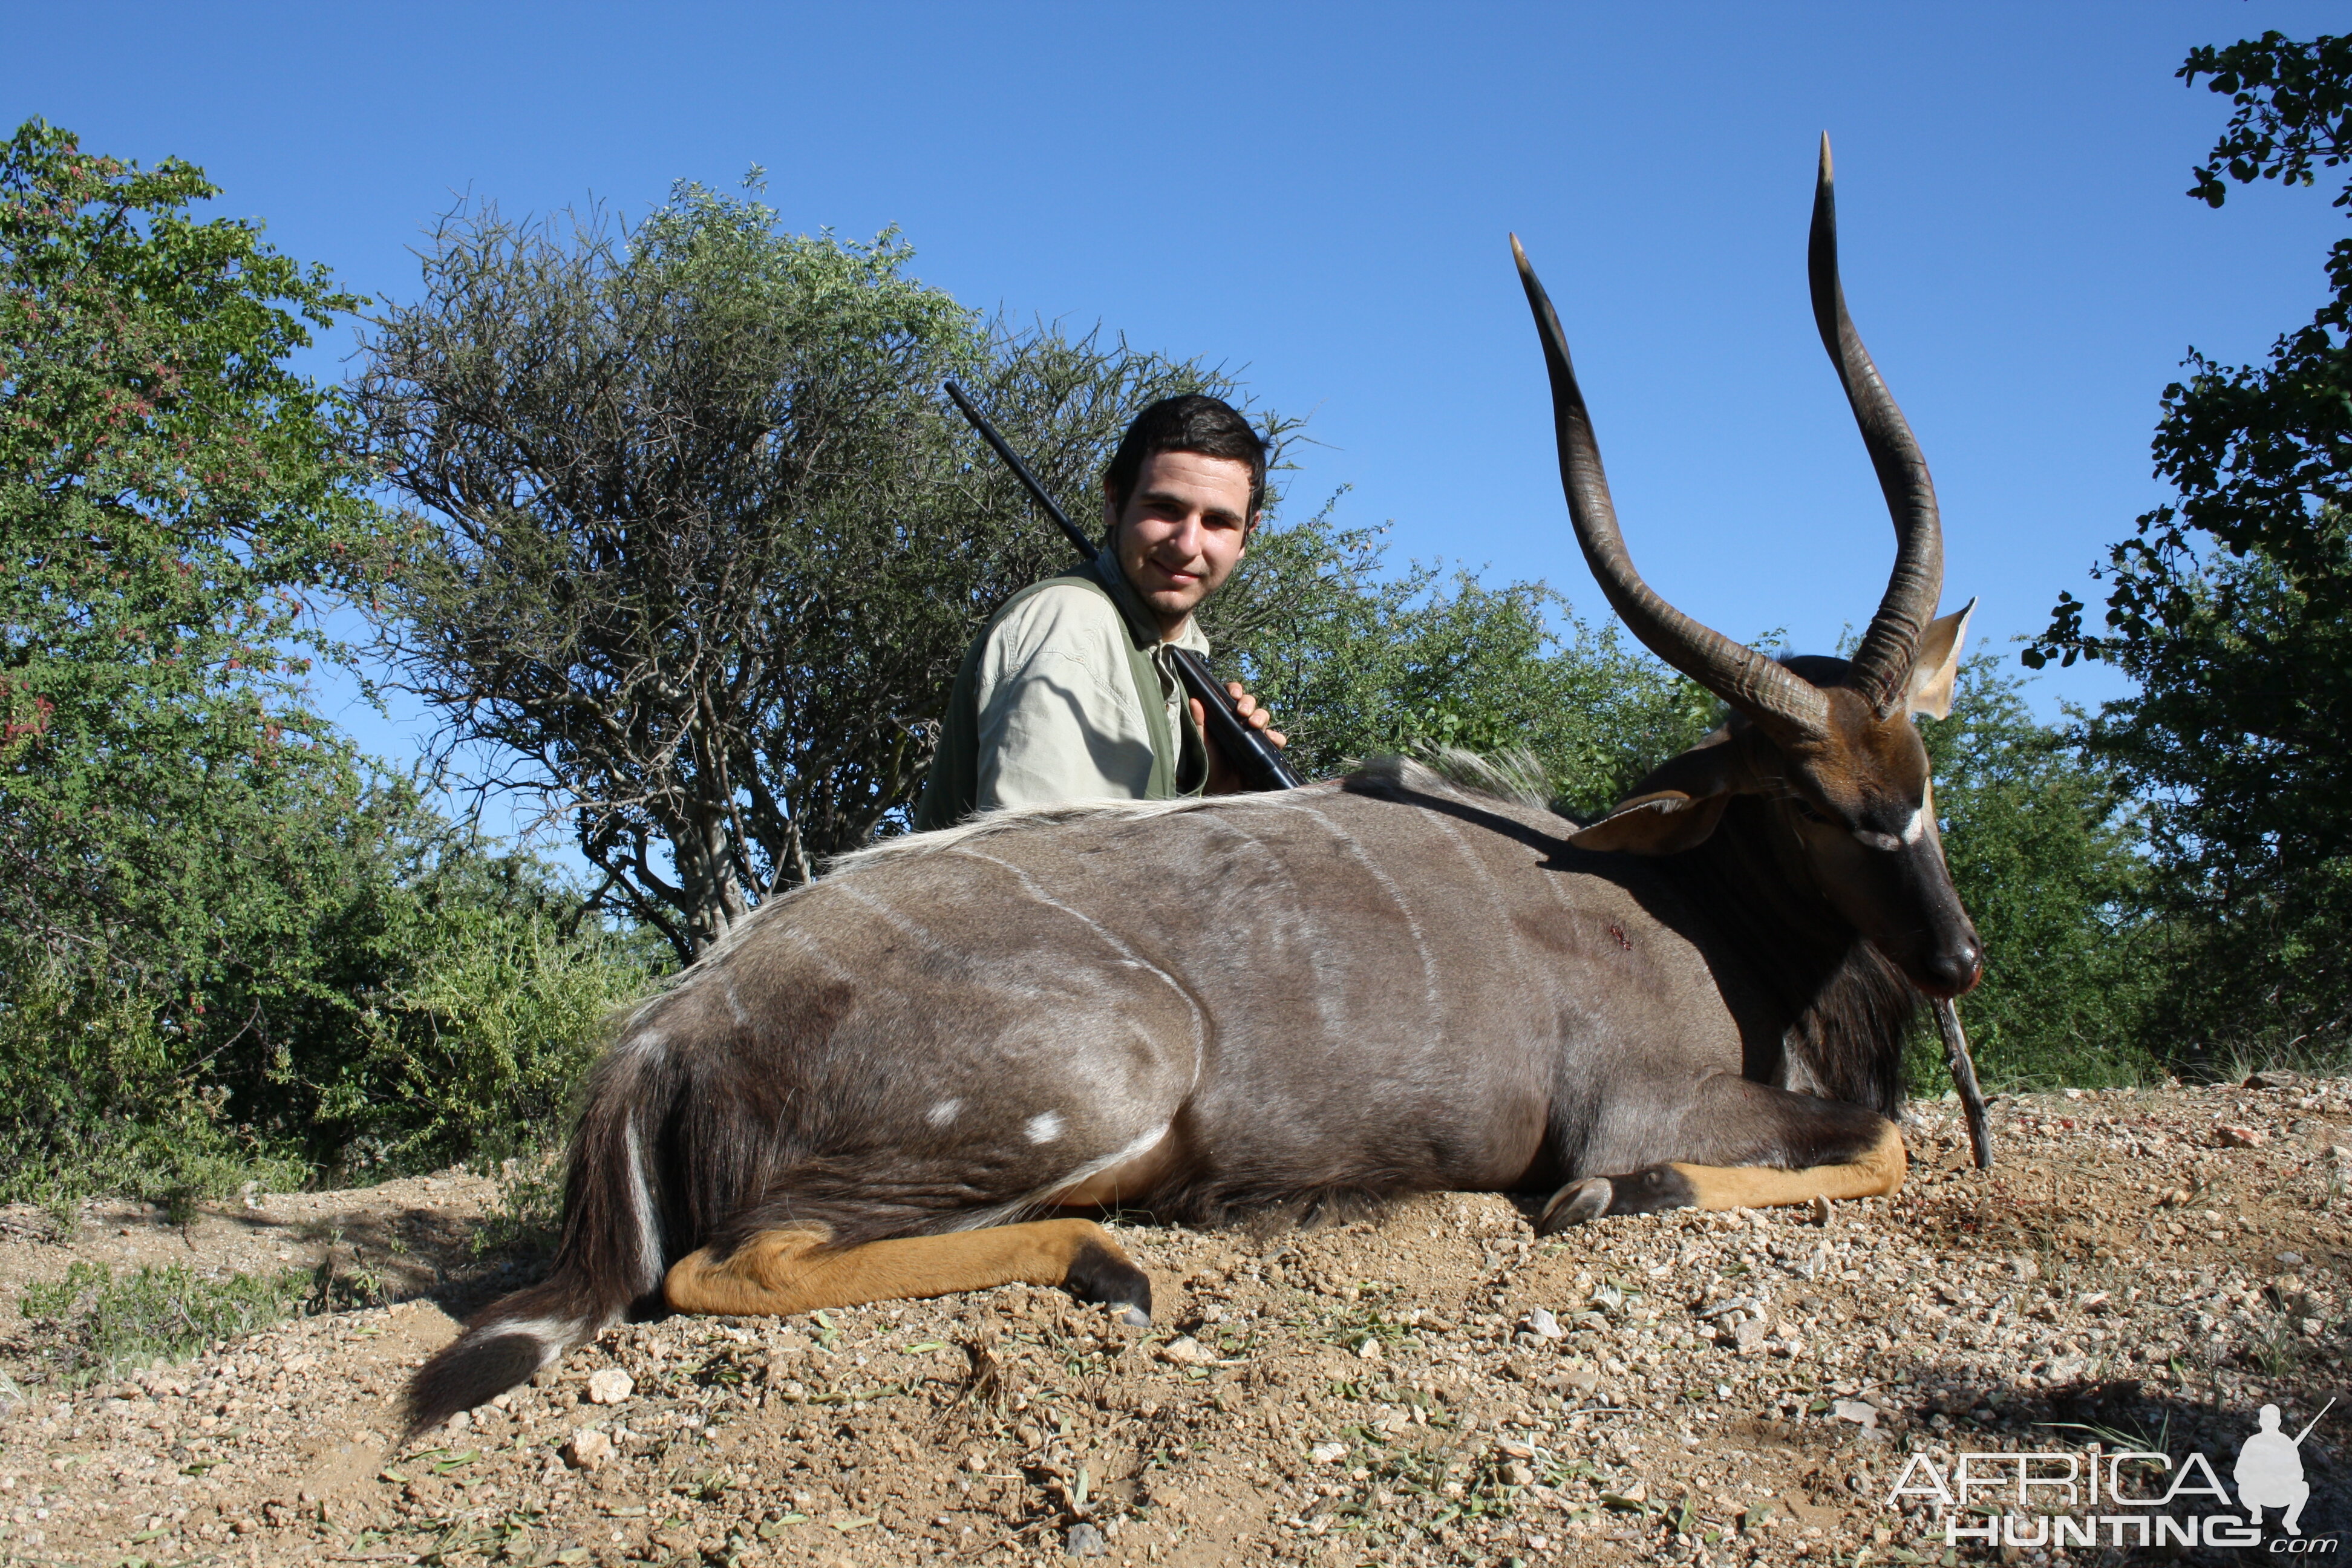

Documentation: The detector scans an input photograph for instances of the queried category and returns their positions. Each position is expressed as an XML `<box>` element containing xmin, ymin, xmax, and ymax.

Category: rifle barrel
<box><xmin>943</xmin><ymin>381</ymin><xmax>1098</xmax><ymax>562</ymax></box>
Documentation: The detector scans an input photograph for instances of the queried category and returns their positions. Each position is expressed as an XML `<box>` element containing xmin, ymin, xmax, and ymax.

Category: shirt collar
<box><xmin>1088</xmin><ymin>552</ymin><xmax>1213</xmax><ymax>656</ymax></box>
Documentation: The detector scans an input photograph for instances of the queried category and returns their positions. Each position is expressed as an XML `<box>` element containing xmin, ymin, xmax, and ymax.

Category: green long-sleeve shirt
<box><xmin>913</xmin><ymin>557</ymin><xmax>1209</xmax><ymax>832</ymax></box>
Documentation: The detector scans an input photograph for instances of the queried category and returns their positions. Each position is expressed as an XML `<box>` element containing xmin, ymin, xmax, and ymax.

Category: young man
<box><xmin>913</xmin><ymin>394</ymin><xmax>1286</xmax><ymax>831</ymax></box>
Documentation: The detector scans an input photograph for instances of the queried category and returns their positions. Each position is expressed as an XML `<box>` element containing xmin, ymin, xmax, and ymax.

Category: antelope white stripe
<box><xmin>1187</xmin><ymin>811</ymin><xmax>1350</xmax><ymax>1051</ymax></box>
<box><xmin>955</xmin><ymin>1119</ymin><xmax>1177</xmax><ymax>1232</ymax></box>
<box><xmin>624</xmin><ymin>1123</ymin><xmax>662</xmax><ymax>1295</ymax></box>
<box><xmin>948</xmin><ymin>845</ymin><xmax>1209</xmax><ymax>1089</ymax></box>
<box><xmin>482</xmin><ymin>1315</ymin><xmax>586</xmax><ymax>1370</ymax></box>
<box><xmin>1293</xmin><ymin>798</ymin><xmax>1445</xmax><ymax>1030</ymax></box>
<box><xmin>833</xmin><ymin>880</ymin><xmax>957</xmax><ymax>958</ymax></box>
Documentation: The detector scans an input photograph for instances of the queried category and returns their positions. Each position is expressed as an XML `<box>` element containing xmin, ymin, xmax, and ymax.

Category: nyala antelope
<box><xmin>408</xmin><ymin>137</ymin><xmax>1982</xmax><ymax>1434</ymax></box>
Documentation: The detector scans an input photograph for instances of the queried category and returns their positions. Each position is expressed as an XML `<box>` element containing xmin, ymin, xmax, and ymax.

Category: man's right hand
<box><xmin>1190</xmin><ymin>681</ymin><xmax>1286</xmax><ymax>794</ymax></box>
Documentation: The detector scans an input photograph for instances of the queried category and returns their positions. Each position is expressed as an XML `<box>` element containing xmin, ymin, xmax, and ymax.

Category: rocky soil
<box><xmin>3</xmin><ymin>1079</ymin><xmax>2350</xmax><ymax>1567</ymax></box>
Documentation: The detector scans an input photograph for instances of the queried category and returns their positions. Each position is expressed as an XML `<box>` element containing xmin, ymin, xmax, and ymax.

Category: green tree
<box><xmin>0</xmin><ymin>122</ymin><xmax>656</xmax><ymax>1207</ymax></box>
<box><xmin>0</xmin><ymin>118</ymin><xmax>402</xmax><ymax>1189</ymax></box>
<box><xmin>2028</xmin><ymin>31</ymin><xmax>2352</xmax><ymax>1060</ymax></box>
<box><xmin>1</xmin><ymin>117</ymin><xmax>381</xmax><ymax>962</ymax></box>
<box><xmin>359</xmin><ymin>180</ymin><xmax>1273</xmax><ymax>958</ymax></box>
<box><xmin>1918</xmin><ymin>654</ymin><xmax>2158</xmax><ymax>1088</ymax></box>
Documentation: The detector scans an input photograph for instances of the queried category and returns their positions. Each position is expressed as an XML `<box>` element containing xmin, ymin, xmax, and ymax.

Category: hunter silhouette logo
<box><xmin>2239</xmin><ymin>1400</ymin><xmax>2330</xmax><ymax>1537</ymax></box>
<box><xmin>1887</xmin><ymin>1397</ymin><xmax>2337</xmax><ymax>1550</ymax></box>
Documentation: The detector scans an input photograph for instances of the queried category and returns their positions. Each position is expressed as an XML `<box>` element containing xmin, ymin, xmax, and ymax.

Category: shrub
<box><xmin>15</xmin><ymin>1263</ymin><xmax>310</xmax><ymax>1384</ymax></box>
<box><xmin>0</xmin><ymin>943</ymin><xmax>309</xmax><ymax>1224</ymax></box>
<box><xmin>332</xmin><ymin>880</ymin><xmax>660</xmax><ymax>1176</ymax></box>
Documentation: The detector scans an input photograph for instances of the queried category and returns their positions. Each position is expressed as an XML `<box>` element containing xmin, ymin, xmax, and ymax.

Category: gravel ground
<box><xmin>4</xmin><ymin>1078</ymin><xmax>2350</xmax><ymax>1567</ymax></box>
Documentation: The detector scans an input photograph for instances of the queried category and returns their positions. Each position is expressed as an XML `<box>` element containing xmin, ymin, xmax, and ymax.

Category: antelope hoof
<box><xmin>1063</xmin><ymin>1238</ymin><xmax>1153</xmax><ymax>1326</ymax></box>
<box><xmin>1538</xmin><ymin>1177</ymin><xmax>1613</xmax><ymax>1233</ymax></box>
<box><xmin>1606</xmin><ymin>1163</ymin><xmax>1700</xmax><ymax>1216</ymax></box>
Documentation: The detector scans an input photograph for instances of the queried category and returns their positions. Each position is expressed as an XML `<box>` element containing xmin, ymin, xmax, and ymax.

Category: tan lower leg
<box><xmin>663</xmin><ymin>1218</ymin><xmax>1134</xmax><ymax>1318</ymax></box>
<box><xmin>1667</xmin><ymin>1119</ymin><xmax>1907</xmax><ymax>1210</ymax></box>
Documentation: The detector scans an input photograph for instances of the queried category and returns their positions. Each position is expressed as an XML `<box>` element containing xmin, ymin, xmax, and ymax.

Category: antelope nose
<box><xmin>1923</xmin><ymin>940</ymin><xmax>1982</xmax><ymax>998</ymax></box>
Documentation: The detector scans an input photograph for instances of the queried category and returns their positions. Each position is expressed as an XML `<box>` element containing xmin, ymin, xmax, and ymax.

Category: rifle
<box><xmin>943</xmin><ymin>379</ymin><xmax>1304</xmax><ymax>793</ymax></box>
<box><xmin>1932</xmin><ymin>997</ymin><xmax>1993</xmax><ymax>1170</ymax></box>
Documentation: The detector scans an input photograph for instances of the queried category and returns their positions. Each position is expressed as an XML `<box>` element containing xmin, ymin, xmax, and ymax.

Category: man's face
<box><xmin>1105</xmin><ymin>449</ymin><xmax>1256</xmax><ymax>636</ymax></box>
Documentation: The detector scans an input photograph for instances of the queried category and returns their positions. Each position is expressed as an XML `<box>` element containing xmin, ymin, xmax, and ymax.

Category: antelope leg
<box><xmin>663</xmin><ymin>1218</ymin><xmax>1153</xmax><ymax>1325</ymax></box>
<box><xmin>1657</xmin><ymin>1116</ymin><xmax>1906</xmax><ymax>1209</ymax></box>
<box><xmin>1538</xmin><ymin>1117</ymin><xmax>1906</xmax><ymax>1231</ymax></box>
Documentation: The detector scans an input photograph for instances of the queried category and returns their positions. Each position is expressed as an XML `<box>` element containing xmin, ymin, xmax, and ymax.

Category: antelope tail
<box><xmin>402</xmin><ymin>1039</ymin><xmax>676</xmax><ymax>1438</ymax></box>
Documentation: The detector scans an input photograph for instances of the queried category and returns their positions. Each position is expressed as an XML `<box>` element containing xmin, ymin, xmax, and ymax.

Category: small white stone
<box><xmin>561</xmin><ymin>1428</ymin><xmax>613</xmax><ymax>1471</ymax></box>
<box><xmin>586</xmin><ymin>1368</ymin><xmax>635</xmax><ymax>1406</ymax></box>
<box><xmin>1308</xmin><ymin>1442</ymin><xmax>1348</xmax><ymax>1465</ymax></box>
<box><xmin>1156</xmin><ymin>1336</ymin><xmax>1209</xmax><ymax>1367</ymax></box>
<box><xmin>1356</xmin><ymin>1336</ymin><xmax>1383</xmax><ymax>1362</ymax></box>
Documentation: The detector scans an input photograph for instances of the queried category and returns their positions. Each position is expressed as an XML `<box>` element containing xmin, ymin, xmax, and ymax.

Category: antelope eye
<box><xmin>1790</xmin><ymin>799</ymin><xmax>1837</xmax><ymax>826</ymax></box>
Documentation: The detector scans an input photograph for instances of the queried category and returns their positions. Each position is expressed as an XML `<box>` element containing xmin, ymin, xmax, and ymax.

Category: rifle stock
<box><xmin>943</xmin><ymin>380</ymin><xmax>1303</xmax><ymax>793</ymax></box>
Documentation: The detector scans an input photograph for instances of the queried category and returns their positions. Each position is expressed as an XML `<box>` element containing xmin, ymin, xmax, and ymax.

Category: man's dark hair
<box><xmin>1103</xmin><ymin>394</ymin><xmax>1267</xmax><ymax>521</ymax></box>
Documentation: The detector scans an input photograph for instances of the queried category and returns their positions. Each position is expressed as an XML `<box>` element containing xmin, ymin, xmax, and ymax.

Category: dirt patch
<box><xmin>0</xmin><ymin>1169</ymin><xmax>503</xmax><ymax>1305</ymax></box>
<box><xmin>3</xmin><ymin>1081</ymin><xmax>2350</xmax><ymax>1566</ymax></box>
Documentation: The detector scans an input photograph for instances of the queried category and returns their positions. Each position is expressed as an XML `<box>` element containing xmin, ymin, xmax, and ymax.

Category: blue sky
<box><xmin>6</xmin><ymin>2</ymin><xmax>2344</xmax><ymax>822</ymax></box>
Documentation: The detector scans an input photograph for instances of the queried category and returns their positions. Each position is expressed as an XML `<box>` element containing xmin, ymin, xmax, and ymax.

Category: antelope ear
<box><xmin>1905</xmin><ymin>597</ymin><xmax>1976</xmax><ymax>720</ymax></box>
<box><xmin>1567</xmin><ymin>790</ymin><xmax>1733</xmax><ymax>854</ymax></box>
<box><xmin>1566</xmin><ymin>732</ymin><xmax>1745</xmax><ymax>855</ymax></box>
